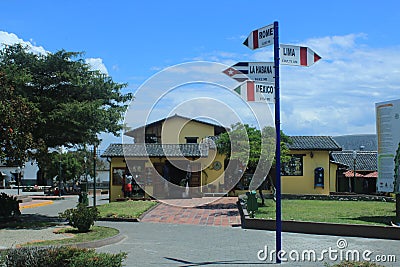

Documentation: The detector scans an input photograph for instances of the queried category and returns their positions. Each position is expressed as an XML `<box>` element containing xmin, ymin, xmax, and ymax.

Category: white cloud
<box><xmin>187</xmin><ymin>33</ymin><xmax>400</xmax><ymax>137</ymax></box>
<box><xmin>0</xmin><ymin>31</ymin><xmax>47</xmax><ymax>54</ymax></box>
<box><xmin>279</xmin><ymin>33</ymin><xmax>400</xmax><ymax>136</ymax></box>
<box><xmin>1</xmin><ymin>30</ymin><xmax>109</xmax><ymax>75</ymax></box>
<box><xmin>85</xmin><ymin>58</ymin><xmax>108</xmax><ymax>75</ymax></box>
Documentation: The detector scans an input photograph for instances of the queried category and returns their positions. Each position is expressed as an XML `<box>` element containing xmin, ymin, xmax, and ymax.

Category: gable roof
<box><xmin>332</xmin><ymin>134</ymin><xmax>377</xmax><ymax>151</ymax></box>
<box><xmin>287</xmin><ymin>136</ymin><xmax>342</xmax><ymax>151</ymax></box>
<box><xmin>124</xmin><ymin>114</ymin><xmax>229</xmax><ymax>138</ymax></box>
<box><xmin>101</xmin><ymin>143</ymin><xmax>208</xmax><ymax>158</ymax></box>
<box><xmin>331</xmin><ymin>151</ymin><xmax>377</xmax><ymax>171</ymax></box>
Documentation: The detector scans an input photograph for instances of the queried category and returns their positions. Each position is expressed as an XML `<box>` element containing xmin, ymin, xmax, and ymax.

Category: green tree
<box><xmin>41</xmin><ymin>148</ymin><xmax>106</xmax><ymax>186</ymax></box>
<box><xmin>216</xmin><ymin>123</ymin><xmax>291</xmax><ymax>191</ymax></box>
<box><xmin>0</xmin><ymin>68</ymin><xmax>40</xmax><ymax>165</ymax></box>
<box><xmin>216</xmin><ymin>123</ymin><xmax>291</xmax><ymax>170</ymax></box>
<box><xmin>0</xmin><ymin>44</ymin><xmax>131</xmax><ymax>166</ymax></box>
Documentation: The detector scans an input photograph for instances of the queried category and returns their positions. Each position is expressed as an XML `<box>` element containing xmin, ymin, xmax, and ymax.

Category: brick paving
<box><xmin>140</xmin><ymin>197</ymin><xmax>241</xmax><ymax>227</ymax></box>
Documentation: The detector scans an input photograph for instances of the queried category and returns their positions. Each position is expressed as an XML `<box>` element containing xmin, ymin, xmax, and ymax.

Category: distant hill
<box><xmin>332</xmin><ymin>134</ymin><xmax>377</xmax><ymax>151</ymax></box>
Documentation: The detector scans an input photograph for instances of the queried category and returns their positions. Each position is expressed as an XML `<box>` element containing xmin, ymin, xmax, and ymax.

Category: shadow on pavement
<box><xmin>164</xmin><ymin>257</ymin><xmax>274</xmax><ymax>266</ymax></box>
<box><xmin>0</xmin><ymin>214</ymin><xmax>65</xmax><ymax>230</ymax></box>
<box><xmin>196</xmin><ymin>203</ymin><xmax>238</xmax><ymax>210</ymax></box>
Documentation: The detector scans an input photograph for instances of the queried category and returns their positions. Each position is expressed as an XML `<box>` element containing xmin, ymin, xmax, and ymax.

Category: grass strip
<box><xmin>21</xmin><ymin>226</ymin><xmax>119</xmax><ymax>246</ymax></box>
<box><xmin>97</xmin><ymin>200</ymin><xmax>157</xmax><ymax>219</ymax></box>
<box><xmin>255</xmin><ymin>199</ymin><xmax>396</xmax><ymax>226</ymax></box>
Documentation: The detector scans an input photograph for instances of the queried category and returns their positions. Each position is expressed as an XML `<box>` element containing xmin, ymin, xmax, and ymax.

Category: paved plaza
<box><xmin>140</xmin><ymin>197</ymin><xmax>241</xmax><ymax>227</ymax></box>
<box><xmin>1</xmin><ymin>190</ymin><xmax>399</xmax><ymax>266</ymax></box>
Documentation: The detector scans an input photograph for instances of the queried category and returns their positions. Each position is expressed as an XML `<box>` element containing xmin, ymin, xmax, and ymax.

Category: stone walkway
<box><xmin>140</xmin><ymin>197</ymin><xmax>241</xmax><ymax>227</ymax></box>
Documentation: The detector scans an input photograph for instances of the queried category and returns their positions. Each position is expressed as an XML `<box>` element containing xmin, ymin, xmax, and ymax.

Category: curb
<box><xmin>68</xmin><ymin>233</ymin><xmax>126</xmax><ymax>249</ymax></box>
<box><xmin>237</xmin><ymin>199</ymin><xmax>400</xmax><ymax>240</ymax></box>
<box><xmin>98</xmin><ymin>217</ymin><xmax>139</xmax><ymax>222</ymax></box>
<box><xmin>138</xmin><ymin>201</ymin><xmax>160</xmax><ymax>220</ymax></box>
<box><xmin>20</xmin><ymin>200</ymin><xmax>54</xmax><ymax>209</ymax></box>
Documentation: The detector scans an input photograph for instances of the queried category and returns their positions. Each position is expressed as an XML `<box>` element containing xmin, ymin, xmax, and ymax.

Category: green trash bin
<box><xmin>246</xmin><ymin>190</ymin><xmax>258</xmax><ymax>218</ymax></box>
<box><xmin>79</xmin><ymin>182</ymin><xmax>89</xmax><ymax>206</ymax></box>
<box><xmin>80</xmin><ymin>182</ymin><xmax>88</xmax><ymax>192</ymax></box>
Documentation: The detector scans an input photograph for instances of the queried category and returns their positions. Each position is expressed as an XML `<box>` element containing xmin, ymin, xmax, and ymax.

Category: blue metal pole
<box><xmin>273</xmin><ymin>20</ymin><xmax>282</xmax><ymax>264</ymax></box>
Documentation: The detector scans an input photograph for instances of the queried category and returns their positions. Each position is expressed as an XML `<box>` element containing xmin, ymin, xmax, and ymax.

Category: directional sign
<box><xmin>243</xmin><ymin>23</ymin><xmax>274</xmax><ymax>50</ymax></box>
<box><xmin>222</xmin><ymin>62</ymin><xmax>275</xmax><ymax>83</ymax></box>
<box><xmin>234</xmin><ymin>81</ymin><xmax>274</xmax><ymax>103</ymax></box>
<box><xmin>280</xmin><ymin>44</ymin><xmax>321</xmax><ymax>67</ymax></box>
<box><xmin>255</xmin><ymin>82</ymin><xmax>275</xmax><ymax>104</ymax></box>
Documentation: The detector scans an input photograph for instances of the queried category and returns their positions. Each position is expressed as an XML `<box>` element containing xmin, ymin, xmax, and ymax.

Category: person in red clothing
<box><xmin>125</xmin><ymin>182</ymin><xmax>132</xmax><ymax>198</ymax></box>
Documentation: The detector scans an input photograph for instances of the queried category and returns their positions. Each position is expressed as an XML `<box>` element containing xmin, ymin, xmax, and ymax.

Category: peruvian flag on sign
<box><xmin>300</xmin><ymin>46</ymin><xmax>321</xmax><ymax>66</ymax></box>
<box><xmin>280</xmin><ymin>44</ymin><xmax>321</xmax><ymax>67</ymax></box>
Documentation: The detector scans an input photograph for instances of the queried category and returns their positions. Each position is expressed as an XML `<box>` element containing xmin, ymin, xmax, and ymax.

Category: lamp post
<box><xmin>83</xmin><ymin>155</ymin><xmax>88</xmax><ymax>183</ymax></box>
<box><xmin>58</xmin><ymin>146</ymin><xmax>66</xmax><ymax>197</ymax></box>
<box><xmin>351</xmin><ymin>150</ymin><xmax>357</xmax><ymax>193</ymax></box>
<box><xmin>15</xmin><ymin>167</ymin><xmax>21</xmax><ymax>195</ymax></box>
<box><xmin>93</xmin><ymin>145</ymin><xmax>97</xmax><ymax>207</ymax></box>
<box><xmin>58</xmin><ymin>156</ymin><xmax>62</xmax><ymax>197</ymax></box>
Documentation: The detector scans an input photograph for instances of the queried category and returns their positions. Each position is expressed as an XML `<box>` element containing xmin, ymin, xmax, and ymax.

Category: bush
<box><xmin>0</xmin><ymin>192</ymin><xmax>21</xmax><ymax>218</ymax></box>
<box><xmin>59</xmin><ymin>204</ymin><xmax>99</xmax><ymax>232</ymax></box>
<box><xmin>0</xmin><ymin>246</ymin><xmax>127</xmax><ymax>267</ymax></box>
<box><xmin>68</xmin><ymin>249</ymin><xmax>127</xmax><ymax>267</ymax></box>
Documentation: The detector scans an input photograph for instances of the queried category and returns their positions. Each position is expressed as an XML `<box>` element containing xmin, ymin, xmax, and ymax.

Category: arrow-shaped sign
<box><xmin>223</xmin><ymin>62</ymin><xmax>275</xmax><ymax>83</ymax></box>
<box><xmin>234</xmin><ymin>81</ymin><xmax>275</xmax><ymax>104</ymax></box>
<box><xmin>280</xmin><ymin>44</ymin><xmax>321</xmax><ymax>67</ymax></box>
<box><xmin>243</xmin><ymin>23</ymin><xmax>274</xmax><ymax>50</ymax></box>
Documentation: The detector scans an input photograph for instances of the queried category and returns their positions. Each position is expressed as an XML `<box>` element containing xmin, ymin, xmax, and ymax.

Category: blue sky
<box><xmin>1</xmin><ymin>0</ymin><xmax>400</xmax><ymax>151</ymax></box>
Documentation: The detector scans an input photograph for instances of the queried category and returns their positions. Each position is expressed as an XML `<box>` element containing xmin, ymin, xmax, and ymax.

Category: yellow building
<box><xmin>281</xmin><ymin>136</ymin><xmax>342</xmax><ymax>195</ymax></box>
<box><xmin>102</xmin><ymin>115</ymin><xmax>343</xmax><ymax>201</ymax></box>
<box><xmin>229</xmin><ymin>136</ymin><xmax>343</xmax><ymax>196</ymax></box>
<box><xmin>101</xmin><ymin>114</ymin><xmax>228</xmax><ymax>202</ymax></box>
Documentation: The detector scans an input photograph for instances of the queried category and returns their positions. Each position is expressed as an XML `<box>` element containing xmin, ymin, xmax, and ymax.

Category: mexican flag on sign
<box><xmin>234</xmin><ymin>81</ymin><xmax>263</xmax><ymax>102</ymax></box>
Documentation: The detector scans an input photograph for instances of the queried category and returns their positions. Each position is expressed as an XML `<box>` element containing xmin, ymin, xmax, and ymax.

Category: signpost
<box><xmin>280</xmin><ymin>44</ymin><xmax>321</xmax><ymax>67</ymax></box>
<box><xmin>240</xmin><ymin>22</ymin><xmax>321</xmax><ymax>264</ymax></box>
<box><xmin>240</xmin><ymin>22</ymin><xmax>281</xmax><ymax>263</ymax></box>
<box><xmin>233</xmin><ymin>81</ymin><xmax>275</xmax><ymax>103</ymax></box>
<box><xmin>223</xmin><ymin>62</ymin><xmax>275</xmax><ymax>83</ymax></box>
<box><xmin>243</xmin><ymin>23</ymin><xmax>274</xmax><ymax>50</ymax></box>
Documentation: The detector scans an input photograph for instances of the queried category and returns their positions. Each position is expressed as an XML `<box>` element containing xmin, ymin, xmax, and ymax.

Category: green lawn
<box><xmin>254</xmin><ymin>199</ymin><xmax>396</xmax><ymax>226</ymax></box>
<box><xmin>22</xmin><ymin>226</ymin><xmax>119</xmax><ymax>246</ymax></box>
<box><xmin>97</xmin><ymin>200</ymin><xmax>158</xmax><ymax>219</ymax></box>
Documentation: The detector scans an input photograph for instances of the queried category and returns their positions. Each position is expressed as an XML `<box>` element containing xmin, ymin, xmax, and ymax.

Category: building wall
<box><xmin>201</xmin><ymin>151</ymin><xmax>225</xmax><ymax>187</ymax></box>
<box><xmin>109</xmin><ymin>157</ymin><xmax>126</xmax><ymax>201</ymax></box>
<box><xmin>282</xmin><ymin>150</ymin><xmax>331</xmax><ymax>195</ymax></box>
<box><xmin>329</xmin><ymin>162</ymin><xmax>339</xmax><ymax>192</ymax></box>
<box><xmin>108</xmin><ymin>152</ymin><xmax>226</xmax><ymax>201</ymax></box>
<box><xmin>162</xmin><ymin>117</ymin><xmax>214</xmax><ymax>144</ymax></box>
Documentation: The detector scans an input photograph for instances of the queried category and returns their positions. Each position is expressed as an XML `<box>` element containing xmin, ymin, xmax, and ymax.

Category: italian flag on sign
<box><xmin>234</xmin><ymin>81</ymin><xmax>259</xmax><ymax>102</ymax></box>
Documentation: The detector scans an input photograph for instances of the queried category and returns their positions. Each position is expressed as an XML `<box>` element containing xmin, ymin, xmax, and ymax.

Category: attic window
<box><xmin>185</xmin><ymin>137</ymin><xmax>198</xmax><ymax>144</ymax></box>
<box><xmin>145</xmin><ymin>134</ymin><xmax>158</xmax><ymax>143</ymax></box>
